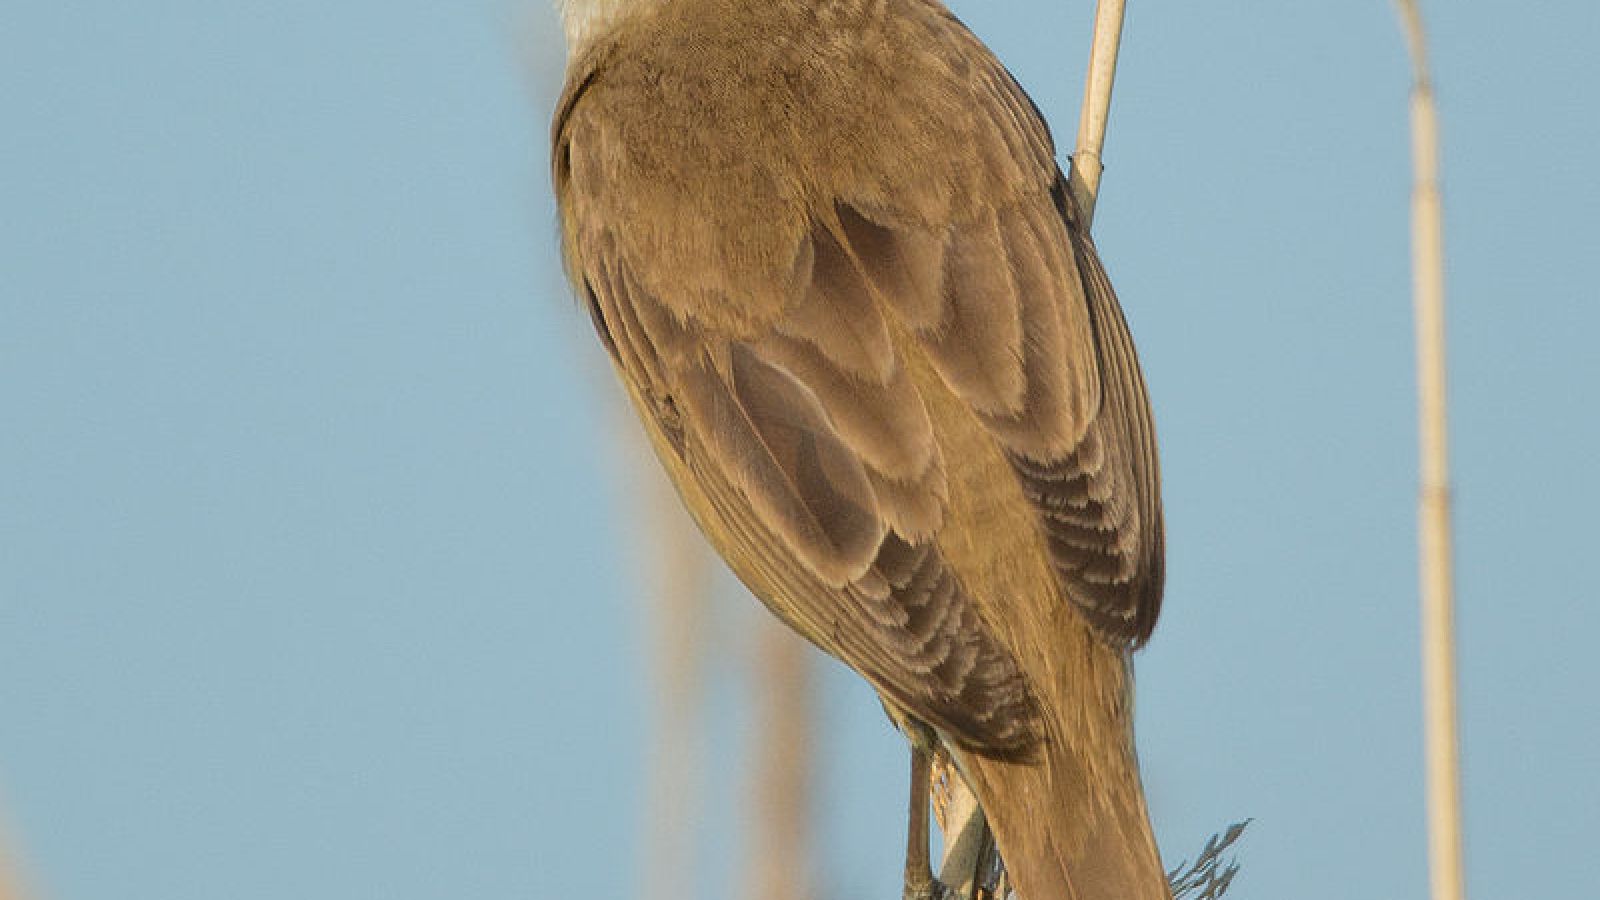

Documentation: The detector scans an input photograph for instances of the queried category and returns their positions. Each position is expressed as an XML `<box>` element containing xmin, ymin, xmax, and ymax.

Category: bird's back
<box><xmin>554</xmin><ymin>1</ymin><xmax>1170</xmax><ymax>896</ymax></box>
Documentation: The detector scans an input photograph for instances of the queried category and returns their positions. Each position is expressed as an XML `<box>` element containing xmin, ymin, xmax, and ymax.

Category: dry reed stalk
<box><xmin>1392</xmin><ymin>4</ymin><xmax>1467</xmax><ymax>900</ymax></box>
<box><xmin>0</xmin><ymin>809</ymin><xmax>31</xmax><ymax>900</ymax></box>
<box><xmin>746</xmin><ymin>621</ymin><xmax>815</xmax><ymax>900</ymax></box>
<box><xmin>624</xmin><ymin>422</ymin><xmax>714</xmax><ymax>900</ymax></box>
<box><xmin>1067</xmin><ymin>0</ymin><xmax>1127</xmax><ymax>228</ymax></box>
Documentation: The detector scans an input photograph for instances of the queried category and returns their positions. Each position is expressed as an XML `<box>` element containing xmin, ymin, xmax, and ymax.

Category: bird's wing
<box><xmin>560</xmin><ymin>206</ymin><xmax>1041</xmax><ymax>755</ymax></box>
<box><xmin>833</xmin><ymin>167</ymin><xmax>1164</xmax><ymax>645</ymax></box>
<box><xmin>552</xmin><ymin>6</ymin><xmax>1160</xmax><ymax>751</ymax></box>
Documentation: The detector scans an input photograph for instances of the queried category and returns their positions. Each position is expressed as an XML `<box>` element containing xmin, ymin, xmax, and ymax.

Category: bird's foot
<box><xmin>903</xmin><ymin>872</ymin><xmax>958</xmax><ymax>900</ymax></box>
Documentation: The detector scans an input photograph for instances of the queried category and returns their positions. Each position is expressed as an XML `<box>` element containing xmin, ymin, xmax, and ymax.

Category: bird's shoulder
<box><xmin>554</xmin><ymin>0</ymin><xmax>1062</xmax><ymax>338</ymax></box>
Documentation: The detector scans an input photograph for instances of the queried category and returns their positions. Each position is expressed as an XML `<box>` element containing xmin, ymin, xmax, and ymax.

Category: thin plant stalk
<box><xmin>746</xmin><ymin>621</ymin><xmax>814</xmax><ymax>900</ymax></box>
<box><xmin>1393</xmin><ymin>3</ymin><xmax>1467</xmax><ymax>900</ymax></box>
<box><xmin>1068</xmin><ymin>0</ymin><xmax>1128</xmax><ymax>228</ymax></box>
<box><xmin>0</xmin><ymin>807</ymin><xmax>31</xmax><ymax>900</ymax></box>
<box><xmin>623</xmin><ymin>421</ymin><xmax>713</xmax><ymax>900</ymax></box>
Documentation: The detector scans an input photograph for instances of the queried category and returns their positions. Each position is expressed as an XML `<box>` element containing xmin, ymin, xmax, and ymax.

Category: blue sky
<box><xmin>2</xmin><ymin>1</ymin><xmax>1596</xmax><ymax>898</ymax></box>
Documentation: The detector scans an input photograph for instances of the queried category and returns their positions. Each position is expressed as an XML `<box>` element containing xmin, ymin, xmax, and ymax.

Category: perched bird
<box><xmin>551</xmin><ymin>1</ymin><xmax>1168</xmax><ymax>897</ymax></box>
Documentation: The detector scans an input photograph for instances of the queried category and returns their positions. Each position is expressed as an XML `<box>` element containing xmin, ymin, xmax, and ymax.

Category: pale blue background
<box><xmin>2</xmin><ymin>1</ymin><xmax>1596</xmax><ymax>898</ymax></box>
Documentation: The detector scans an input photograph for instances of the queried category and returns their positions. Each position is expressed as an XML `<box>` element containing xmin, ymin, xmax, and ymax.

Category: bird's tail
<box><xmin>952</xmin><ymin>650</ymin><xmax>1169</xmax><ymax>900</ymax></box>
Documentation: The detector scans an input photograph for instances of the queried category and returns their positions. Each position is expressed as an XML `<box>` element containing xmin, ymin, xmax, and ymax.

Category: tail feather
<box><xmin>949</xmin><ymin>641</ymin><xmax>1169</xmax><ymax>900</ymax></box>
<box><xmin>956</xmin><ymin>748</ymin><xmax>1168</xmax><ymax>900</ymax></box>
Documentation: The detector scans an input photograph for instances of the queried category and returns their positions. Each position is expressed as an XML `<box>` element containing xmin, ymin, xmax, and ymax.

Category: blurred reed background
<box><xmin>0</xmin><ymin>810</ymin><xmax>32</xmax><ymax>900</ymax></box>
<box><xmin>618</xmin><ymin>418</ymin><xmax>821</xmax><ymax>900</ymax></box>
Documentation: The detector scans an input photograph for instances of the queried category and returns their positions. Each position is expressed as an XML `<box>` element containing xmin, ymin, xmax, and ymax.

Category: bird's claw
<box><xmin>903</xmin><ymin>873</ymin><xmax>958</xmax><ymax>900</ymax></box>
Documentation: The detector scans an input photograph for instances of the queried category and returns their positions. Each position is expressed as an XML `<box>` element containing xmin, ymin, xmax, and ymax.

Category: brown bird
<box><xmin>551</xmin><ymin>1</ymin><xmax>1168</xmax><ymax>897</ymax></box>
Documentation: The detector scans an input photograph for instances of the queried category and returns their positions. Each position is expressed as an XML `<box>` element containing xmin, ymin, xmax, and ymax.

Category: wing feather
<box><xmin>552</xmin><ymin>0</ymin><xmax>1165</xmax><ymax>757</ymax></box>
